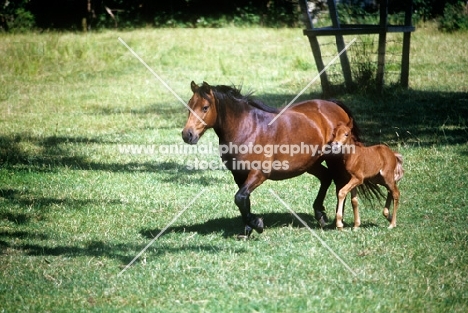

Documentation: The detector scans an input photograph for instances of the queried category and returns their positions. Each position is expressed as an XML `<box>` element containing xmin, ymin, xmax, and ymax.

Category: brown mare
<box><xmin>182</xmin><ymin>81</ymin><xmax>359</xmax><ymax>236</ymax></box>
<box><xmin>330</xmin><ymin>119</ymin><xmax>404</xmax><ymax>229</ymax></box>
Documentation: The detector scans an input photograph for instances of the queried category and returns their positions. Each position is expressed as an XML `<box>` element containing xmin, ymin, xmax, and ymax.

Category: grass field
<box><xmin>1</xmin><ymin>25</ymin><xmax>468</xmax><ymax>312</ymax></box>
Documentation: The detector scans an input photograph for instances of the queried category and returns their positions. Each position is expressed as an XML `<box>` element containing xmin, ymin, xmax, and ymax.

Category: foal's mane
<box><xmin>198</xmin><ymin>83</ymin><xmax>279</xmax><ymax>114</ymax></box>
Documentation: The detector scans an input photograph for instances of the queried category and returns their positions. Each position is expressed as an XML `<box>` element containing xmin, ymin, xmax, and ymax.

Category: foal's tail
<box><xmin>394</xmin><ymin>153</ymin><xmax>404</xmax><ymax>182</ymax></box>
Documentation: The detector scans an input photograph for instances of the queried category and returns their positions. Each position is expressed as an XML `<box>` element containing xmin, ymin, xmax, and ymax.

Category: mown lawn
<box><xmin>1</xmin><ymin>26</ymin><xmax>467</xmax><ymax>312</ymax></box>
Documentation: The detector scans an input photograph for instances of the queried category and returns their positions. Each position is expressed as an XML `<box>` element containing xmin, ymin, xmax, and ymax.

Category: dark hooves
<box><xmin>319</xmin><ymin>216</ymin><xmax>327</xmax><ymax>229</ymax></box>
<box><xmin>254</xmin><ymin>217</ymin><xmax>264</xmax><ymax>234</ymax></box>
<box><xmin>315</xmin><ymin>209</ymin><xmax>329</xmax><ymax>228</ymax></box>
<box><xmin>247</xmin><ymin>214</ymin><xmax>264</xmax><ymax>234</ymax></box>
<box><xmin>236</xmin><ymin>218</ymin><xmax>264</xmax><ymax>240</ymax></box>
<box><xmin>237</xmin><ymin>225</ymin><xmax>253</xmax><ymax>240</ymax></box>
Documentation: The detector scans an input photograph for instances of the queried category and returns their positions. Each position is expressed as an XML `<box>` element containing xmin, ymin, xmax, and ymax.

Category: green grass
<box><xmin>1</xmin><ymin>26</ymin><xmax>468</xmax><ymax>312</ymax></box>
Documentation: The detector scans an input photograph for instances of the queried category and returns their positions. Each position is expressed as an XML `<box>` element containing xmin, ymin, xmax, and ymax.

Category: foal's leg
<box><xmin>336</xmin><ymin>177</ymin><xmax>361</xmax><ymax>230</ymax></box>
<box><xmin>382</xmin><ymin>183</ymin><xmax>400</xmax><ymax>228</ymax></box>
<box><xmin>327</xmin><ymin>158</ymin><xmax>350</xmax><ymax>225</ymax></box>
<box><xmin>382</xmin><ymin>192</ymin><xmax>393</xmax><ymax>222</ymax></box>
<box><xmin>350</xmin><ymin>188</ymin><xmax>360</xmax><ymax>229</ymax></box>
<box><xmin>389</xmin><ymin>185</ymin><xmax>400</xmax><ymax>229</ymax></box>
<box><xmin>234</xmin><ymin>171</ymin><xmax>266</xmax><ymax>236</ymax></box>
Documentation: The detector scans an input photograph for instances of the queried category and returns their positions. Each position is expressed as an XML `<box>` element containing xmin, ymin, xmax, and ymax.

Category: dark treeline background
<box><xmin>1</xmin><ymin>0</ymin><xmax>467</xmax><ymax>31</ymax></box>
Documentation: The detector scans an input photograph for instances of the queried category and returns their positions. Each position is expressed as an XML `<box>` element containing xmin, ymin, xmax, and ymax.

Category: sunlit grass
<box><xmin>1</xmin><ymin>26</ymin><xmax>467</xmax><ymax>312</ymax></box>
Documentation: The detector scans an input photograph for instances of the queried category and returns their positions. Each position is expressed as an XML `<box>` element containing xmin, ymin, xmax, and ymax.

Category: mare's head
<box><xmin>182</xmin><ymin>81</ymin><xmax>218</xmax><ymax>144</ymax></box>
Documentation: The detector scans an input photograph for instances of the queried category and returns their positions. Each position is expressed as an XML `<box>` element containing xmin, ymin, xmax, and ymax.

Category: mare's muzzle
<box><xmin>182</xmin><ymin>128</ymin><xmax>199</xmax><ymax>145</ymax></box>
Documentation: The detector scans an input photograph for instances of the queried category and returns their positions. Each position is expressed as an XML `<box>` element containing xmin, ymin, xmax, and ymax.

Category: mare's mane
<box><xmin>197</xmin><ymin>83</ymin><xmax>279</xmax><ymax>114</ymax></box>
<box><xmin>328</xmin><ymin>99</ymin><xmax>362</xmax><ymax>142</ymax></box>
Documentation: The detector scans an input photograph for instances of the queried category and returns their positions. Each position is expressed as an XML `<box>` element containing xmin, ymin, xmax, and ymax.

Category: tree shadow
<box><xmin>0</xmin><ymin>232</ymin><xmax>247</xmax><ymax>264</ymax></box>
<box><xmin>0</xmin><ymin>135</ymin><xmax>223</xmax><ymax>185</ymax></box>
<box><xmin>0</xmin><ymin>188</ymin><xmax>123</xmax><ymax>212</ymax></box>
<box><xmin>0</xmin><ymin>230</ymin><xmax>49</xmax><ymax>240</ymax></box>
<box><xmin>0</xmin><ymin>212</ymin><xmax>32</xmax><ymax>225</ymax></box>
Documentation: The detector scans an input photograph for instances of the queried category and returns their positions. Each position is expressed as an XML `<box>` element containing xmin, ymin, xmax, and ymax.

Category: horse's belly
<box><xmin>221</xmin><ymin>153</ymin><xmax>319</xmax><ymax>180</ymax></box>
<box><xmin>267</xmin><ymin>170</ymin><xmax>306</xmax><ymax>181</ymax></box>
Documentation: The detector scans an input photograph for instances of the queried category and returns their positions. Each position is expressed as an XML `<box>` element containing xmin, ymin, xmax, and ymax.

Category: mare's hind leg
<box><xmin>350</xmin><ymin>188</ymin><xmax>360</xmax><ymax>229</ymax></box>
<box><xmin>234</xmin><ymin>171</ymin><xmax>266</xmax><ymax>237</ymax></box>
<box><xmin>307</xmin><ymin>162</ymin><xmax>332</xmax><ymax>228</ymax></box>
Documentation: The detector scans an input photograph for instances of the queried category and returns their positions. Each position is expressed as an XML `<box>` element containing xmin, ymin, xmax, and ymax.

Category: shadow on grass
<box><xmin>0</xmin><ymin>211</ymin><xmax>377</xmax><ymax>262</ymax></box>
<box><xmin>0</xmin><ymin>135</ymin><xmax>223</xmax><ymax>185</ymax></box>
<box><xmin>0</xmin><ymin>233</ymin><xmax>247</xmax><ymax>264</ymax></box>
<box><xmin>0</xmin><ymin>212</ymin><xmax>32</xmax><ymax>225</ymax></box>
<box><xmin>0</xmin><ymin>188</ymin><xmax>123</xmax><ymax>213</ymax></box>
<box><xmin>139</xmin><ymin>211</ymin><xmax>379</xmax><ymax>239</ymax></box>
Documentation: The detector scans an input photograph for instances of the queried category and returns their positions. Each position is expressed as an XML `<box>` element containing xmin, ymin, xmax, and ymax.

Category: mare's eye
<box><xmin>202</xmin><ymin>106</ymin><xmax>209</xmax><ymax>113</ymax></box>
<box><xmin>345</xmin><ymin>132</ymin><xmax>349</xmax><ymax>137</ymax></box>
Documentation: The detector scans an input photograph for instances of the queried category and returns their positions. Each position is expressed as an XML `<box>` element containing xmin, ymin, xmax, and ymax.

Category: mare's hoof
<box><xmin>247</xmin><ymin>214</ymin><xmax>264</xmax><ymax>234</ymax></box>
<box><xmin>386</xmin><ymin>214</ymin><xmax>393</xmax><ymax>222</ymax></box>
<box><xmin>237</xmin><ymin>234</ymin><xmax>249</xmax><ymax>240</ymax></box>
<box><xmin>322</xmin><ymin>213</ymin><xmax>329</xmax><ymax>223</ymax></box>
<box><xmin>254</xmin><ymin>218</ymin><xmax>264</xmax><ymax>234</ymax></box>
<box><xmin>337</xmin><ymin>226</ymin><xmax>344</xmax><ymax>231</ymax></box>
<box><xmin>237</xmin><ymin>225</ymin><xmax>252</xmax><ymax>240</ymax></box>
<box><xmin>314</xmin><ymin>208</ymin><xmax>328</xmax><ymax>224</ymax></box>
<box><xmin>318</xmin><ymin>216</ymin><xmax>327</xmax><ymax>229</ymax></box>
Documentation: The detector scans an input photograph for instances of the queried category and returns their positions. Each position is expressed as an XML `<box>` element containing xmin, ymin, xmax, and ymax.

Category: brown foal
<box><xmin>331</xmin><ymin>119</ymin><xmax>404</xmax><ymax>229</ymax></box>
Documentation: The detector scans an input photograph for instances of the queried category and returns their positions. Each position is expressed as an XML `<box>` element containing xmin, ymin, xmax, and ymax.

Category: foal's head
<box><xmin>331</xmin><ymin>119</ymin><xmax>355</xmax><ymax>148</ymax></box>
<box><xmin>182</xmin><ymin>81</ymin><xmax>218</xmax><ymax>144</ymax></box>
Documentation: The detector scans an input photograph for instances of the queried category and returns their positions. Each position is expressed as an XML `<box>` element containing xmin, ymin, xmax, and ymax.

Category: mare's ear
<box><xmin>191</xmin><ymin>81</ymin><xmax>199</xmax><ymax>92</ymax></box>
<box><xmin>202</xmin><ymin>81</ymin><xmax>211</xmax><ymax>89</ymax></box>
<box><xmin>347</xmin><ymin>118</ymin><xmax>354</xmax><ymax>129</ymax></box>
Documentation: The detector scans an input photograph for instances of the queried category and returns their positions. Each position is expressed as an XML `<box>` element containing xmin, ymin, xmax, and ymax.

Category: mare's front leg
<box><xmin>234</xmin><ymin>171</ymin><xmax>266</xmax><ymax>237</ymax></box>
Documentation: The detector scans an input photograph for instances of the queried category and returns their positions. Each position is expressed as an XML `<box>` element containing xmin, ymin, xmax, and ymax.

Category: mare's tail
<box><xmin>357</xmin><ymin>181</ymin><xmax>386</xmax><ymax>202</ymax></box>
<box><xmin>394</xmin><ymin>153</ymin><xmax>404</xmax><ymax>182</ymax></box>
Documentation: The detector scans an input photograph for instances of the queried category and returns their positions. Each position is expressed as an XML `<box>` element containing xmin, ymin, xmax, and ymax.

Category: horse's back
<box><xmin>358</xmin><ymin>145</ymin><xmax>403</xmax><ymax>181</ymax></box>
<box><xmin>289</xmin><ymin>99</ymin><xmax>352</xmax><ymax>142</ymax></box>
<box><xmin>289</xmin><ymin>99</ymin><xmax>342</xmax><ymax>114</ymax></box>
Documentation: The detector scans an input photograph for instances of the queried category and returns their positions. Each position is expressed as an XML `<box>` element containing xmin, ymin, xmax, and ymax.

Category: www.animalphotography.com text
<box><xmin>118</xmin><ymin>142</ymin><xmax>355</xmax><ymax>173</ymax></box>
